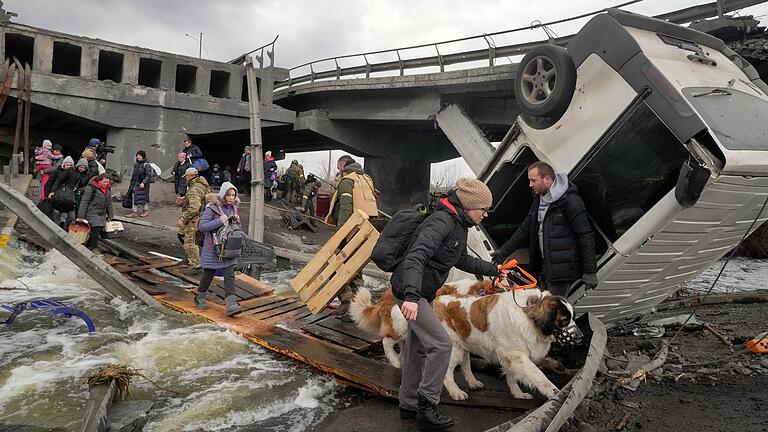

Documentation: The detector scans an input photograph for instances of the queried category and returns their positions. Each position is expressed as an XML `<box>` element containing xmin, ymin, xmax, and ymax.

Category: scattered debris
<box><xmin>618</xmin><ymin>340</ymin><xmax>670</xmax><ymax>391</ymax></box>
<box><xmin>647</xmin><ymin>314</ymin><xmax>699</xmax><ymax>327</ymax></box>
<box><xmin>614</xmin><ymin>411</ymin><xmax>631</xmax><ymax>430</ymax></box>
<box><xmin>84</xmin><ymin>364</ymin><xmax>179</xmax><ymax>401</ymax></box>
<box><xmin>746</xmin><ymin>332</ymin><xmax>768</xmax><ymax>353</ymax></box>
<box><xmin>702</xmin><ymin>323</ymin><xmax>734</xmax><ymax>352</ymax></box>
<box><xmin>2</xmin><ymin>298</ymin><xmax>95</xmax><ymax>333</ymax></box>
<box><xmin>631</xmin><ymin>326</ymin><xmax>665</xmax><ymax>338</ymax></box>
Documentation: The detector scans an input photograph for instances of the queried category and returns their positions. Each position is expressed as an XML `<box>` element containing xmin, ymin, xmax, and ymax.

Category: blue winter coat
<box><xmin>198</xmin><ymin>194</ymin><xmax>239</xmax><ymax>269</ymax></box>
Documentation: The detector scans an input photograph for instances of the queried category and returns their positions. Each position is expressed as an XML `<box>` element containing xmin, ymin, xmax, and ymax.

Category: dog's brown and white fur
<box><xmin>350</xmin><ymin>279</ymin><xmax>502</xmax><ymax>369</ymax></box>
<box><xmin>351</xmin><ymin>281</ymin><xmax>576</xmax><ymax>401</ymax></box>
<box><xmin>434</xmin><ymin>289</ymin><xmax>575</xmax><ymax>400</ymax></box>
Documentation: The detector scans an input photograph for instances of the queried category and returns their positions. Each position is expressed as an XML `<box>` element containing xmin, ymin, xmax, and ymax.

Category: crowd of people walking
<box><xmin>35</xmin><ymin>137</ymin><xmax>113</xmax><ymax>250</ymax></box>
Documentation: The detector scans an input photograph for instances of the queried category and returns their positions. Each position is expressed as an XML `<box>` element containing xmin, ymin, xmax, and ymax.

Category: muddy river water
<box><xmin>0</xmin><ymin>244</ymin><xmax>347</xmax><ymax>431</ymax></box>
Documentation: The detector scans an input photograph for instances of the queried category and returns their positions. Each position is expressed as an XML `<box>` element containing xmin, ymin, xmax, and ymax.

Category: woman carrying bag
<box><xmin>195</xmin><ymin>181</ymin><xmax>243</xmax><ymax>316</ymax></box>
<box><xmin>77</xmin><ymin>174</ymin><xmax>114</xmax><ymax>250</ymax></box>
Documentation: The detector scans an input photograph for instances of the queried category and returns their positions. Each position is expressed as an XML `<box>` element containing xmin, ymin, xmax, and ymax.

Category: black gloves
<box><xmin>581</xmin><ymin>273</ymin><xmax>598</xmax><ymax>289</ymax></box>
<box><xmin>491</xmin><ymin>250</ymin><xmax>506</xmax><ymax>265</ymax></box>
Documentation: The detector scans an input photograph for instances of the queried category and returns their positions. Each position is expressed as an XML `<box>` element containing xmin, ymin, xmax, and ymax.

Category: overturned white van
<box><xmin>467</xmin><ymin>9</ymin><xmax>768</xmax><ymax>325</ymax></box>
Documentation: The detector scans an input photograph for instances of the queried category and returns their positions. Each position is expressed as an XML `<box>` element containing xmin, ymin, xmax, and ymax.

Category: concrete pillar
<box><xmin>365</xmin><ymin>157</ymin><xmax>431</xmax><ymax>214</ymax></box>
<box><xmin>107</xmin><ymin>129</ymin><xmax>188</xmax><ymax>178</ymax></box>
<box><xmin>81</xmin><ymin>44</ymin><xmax>97</xmax><ymax>80</ymax></box>
<box><xmin>159</xmin><ymin>59</ymin><xmax>175</xmax><ymax>91</ymax></box>
<box><xmin>231</xmin><ymin>71</ymin><xmax>245</xmax><ymax>102</ymax></box>
<box><xmin>197</xmin><ymin>66</ymin><xmax>210</xmax><ymax>97</ymax></box>
<box><xmin>33</xmin><ymin>34</ymin><xmax>52</xmax><ymax>72</ymax></box>
<box><xmin>123</xmin><ymin>52</ymin><xmax>139</xmax><ymax>85</ymax></box>
<box><xmin>436</xmin><ymin>104</ymin><xmax>495</xmax><ymax>175</ymax></box>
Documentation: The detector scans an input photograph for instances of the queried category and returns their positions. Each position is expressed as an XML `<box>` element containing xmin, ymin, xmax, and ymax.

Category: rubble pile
<box><xmin>563</xmin><ymin>297</ymin><xmax>768</xmax><ymax>431</ymax></box>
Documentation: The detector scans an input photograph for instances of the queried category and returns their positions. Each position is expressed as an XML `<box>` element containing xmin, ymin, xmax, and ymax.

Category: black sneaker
<box><xmin>400</xmin><ymin>407</ymin><xmax>416</xmax><ymax>420</ymax></box>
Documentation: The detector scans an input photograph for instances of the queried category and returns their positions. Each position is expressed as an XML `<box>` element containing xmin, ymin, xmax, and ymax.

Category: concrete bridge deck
<box><xmin>0</xmin><ymin>20</ymin><xmax>294</xmax><ymax>176</ymax></box>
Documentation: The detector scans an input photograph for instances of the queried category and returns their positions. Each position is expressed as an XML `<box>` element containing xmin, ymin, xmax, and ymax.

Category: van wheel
<box><xmin>515</xmin><ymin>45</ymin><xmax>576</xmax><ymax>120</ymax></box>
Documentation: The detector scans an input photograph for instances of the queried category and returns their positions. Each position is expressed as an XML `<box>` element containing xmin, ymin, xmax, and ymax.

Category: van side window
<box><xmin>572</xmin><ymin>103</ymin><xmax>688</xmax><ymax>242</ymax></box>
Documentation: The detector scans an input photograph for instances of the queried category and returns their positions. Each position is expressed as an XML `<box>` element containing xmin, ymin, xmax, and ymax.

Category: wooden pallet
<box><xmin>291</xmin><ymin>209</ymin><xmax>379</xmax><ymax>313</ymax></box>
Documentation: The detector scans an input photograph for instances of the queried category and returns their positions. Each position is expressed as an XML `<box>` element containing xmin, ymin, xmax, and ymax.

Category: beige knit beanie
<box><xmin>455</xmin><ymin>177</ymin><xmax>493</xmax><ymax>210</ymax></box>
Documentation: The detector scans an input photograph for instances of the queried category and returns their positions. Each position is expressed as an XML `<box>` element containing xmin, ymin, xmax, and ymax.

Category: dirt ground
<box><xmin>107</xmin><ymin>185</ymin><xmax>335</xmax><ymax>259</ymax></box>
<box><xmin>566</xmin><ymin>300</ymin><xmax>768</xmax><ymax>432</ymax></box>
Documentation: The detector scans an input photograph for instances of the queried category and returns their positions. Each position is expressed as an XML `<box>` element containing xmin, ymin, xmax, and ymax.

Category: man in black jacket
<box><xmin>391</xmin><ymin>178</ymin><xmax>504</xmax><ymax>431</ymax></box>
<box><xmin>493</xmin><ymin>161</ymin><xmax>597</xmax><ymax>296</ymax></box>
<box><xmin>183</xmin><ymin>137</ymin><xmax>204</xmax><ymax>167</ymax></box>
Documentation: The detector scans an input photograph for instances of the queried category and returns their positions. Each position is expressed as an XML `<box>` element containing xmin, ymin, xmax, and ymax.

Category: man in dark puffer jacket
<box><xmin>493</xmin><ymin>161</ymin><xmax>597</xmax><ymax>297</ymax></box>
<box><xmin>391</xmin><ymin>178</ymin><xmax>503</xmax><ymax>431</ymax></box>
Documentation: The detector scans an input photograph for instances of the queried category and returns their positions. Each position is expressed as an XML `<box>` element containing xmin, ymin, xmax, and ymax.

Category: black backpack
<box><xmin>370</xmin><ymin>209</ymin><xmax>428</xmax><ymax>272</ymax></box>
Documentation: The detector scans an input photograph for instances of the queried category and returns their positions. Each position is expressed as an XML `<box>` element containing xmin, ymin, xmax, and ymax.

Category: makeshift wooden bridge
<box><xmin>103</xmin><ymin>251</ymin><xmax>541</xmax><ymax>410</ymax></box>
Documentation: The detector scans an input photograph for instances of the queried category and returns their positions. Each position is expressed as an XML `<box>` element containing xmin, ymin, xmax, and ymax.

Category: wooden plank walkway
<box><xmin>103</xmin><ymin>251</ymin><xmax>542</xmax><ymax>410</ymax></box>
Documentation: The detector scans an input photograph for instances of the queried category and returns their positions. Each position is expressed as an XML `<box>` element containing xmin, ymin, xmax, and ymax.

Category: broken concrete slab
<box><xmin>107</xmin><ymin>400</ymin><xmax>154</xmax><ymax>432</ymax></box>
<box><xmin>646</xmin><ymin>314</ymin><xmax>699</xmax><ymax>327</ymax></box>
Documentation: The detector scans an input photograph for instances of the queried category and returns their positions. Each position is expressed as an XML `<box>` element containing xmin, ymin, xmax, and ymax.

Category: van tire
<box><xmin>515</xmin><ymin>45</ymin><xmax>577</xmax><ymax>120</ymax></box>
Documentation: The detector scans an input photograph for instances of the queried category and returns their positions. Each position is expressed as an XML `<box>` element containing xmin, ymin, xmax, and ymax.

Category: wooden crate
<box><xmin>291</xmin><ymin>209</ymin><xmax>379</xmax><ymax>314</ymax></box>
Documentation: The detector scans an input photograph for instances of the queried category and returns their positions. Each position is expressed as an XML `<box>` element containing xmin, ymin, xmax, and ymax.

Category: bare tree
<box><xmin>431</xmin><ymin>164</ymin><xmax>460</xmax><ymax>192</ymax></box>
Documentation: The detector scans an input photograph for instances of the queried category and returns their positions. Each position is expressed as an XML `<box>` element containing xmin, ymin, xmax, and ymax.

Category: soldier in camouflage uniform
<box><xmin>176</xmin><ymin>167</ymin><xmax>210</xmax><ymax>273</ymax></box>
<box><xmin>301</xmin><ymin>174</ymin><xmax>322</xmax><ymax>217</ymax></box>
<box><xmin>283</xmin><ymin>160</ymin><xmax>304</xmax><ymax>204</ymax></box>
<box><xmin>326</xmin><ymin>155</ymin><xmax>378</xmax><ymax>320</ymax></box>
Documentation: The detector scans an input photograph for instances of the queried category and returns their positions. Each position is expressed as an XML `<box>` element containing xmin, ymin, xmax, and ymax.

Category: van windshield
<box><xmin>683</xmin><ymin>87</ymin><xmax>768</xmax><ymax>151</ymax></box>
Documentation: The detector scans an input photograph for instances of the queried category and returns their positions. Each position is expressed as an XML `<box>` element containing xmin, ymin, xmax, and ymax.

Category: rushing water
<box><xmin>0</xmin><ymin>243</ymin><xmax>348</xmax><ymax>431</ymax></box>
<box><xmin>686</xmin><ymin>256</ymin><xmax>768</xmax><ymax>294</ymax></box>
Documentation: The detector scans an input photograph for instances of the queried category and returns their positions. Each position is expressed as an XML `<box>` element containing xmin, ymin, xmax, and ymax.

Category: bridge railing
<box><xmin>274</xmin><ymin>0</ymin><xmax>765</xmax><ymax>90</ymax></box>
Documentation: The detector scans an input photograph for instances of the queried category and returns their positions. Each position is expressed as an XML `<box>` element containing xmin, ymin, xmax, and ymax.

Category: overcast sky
<box><xmin>6</xmin><ymin>0</ymin><xmax>768</xmax><ymax>179</ymax></box>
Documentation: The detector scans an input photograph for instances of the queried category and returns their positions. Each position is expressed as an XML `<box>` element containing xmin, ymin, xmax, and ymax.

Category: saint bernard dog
<box><xmin>349</xmin><ymin>279</ymin><xmax>502</xmax><ymax>369</ymax></box>
<box><xmin>350</xmin><ymin>280</ymin><xmax>579</xmax><ymax>401</ymax></box>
